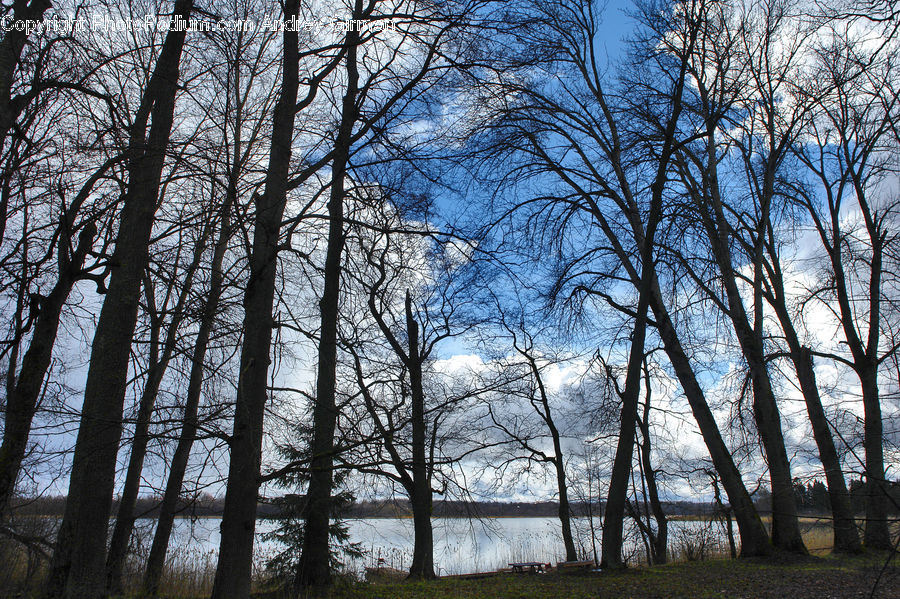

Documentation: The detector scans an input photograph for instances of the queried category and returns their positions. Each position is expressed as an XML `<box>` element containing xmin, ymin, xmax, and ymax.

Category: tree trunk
<box><xmin>555</xmin><ymin>457</ymin><xmax>578</xmax><ymax>563</ymax></box>
<box><xmin>143</xmin><ymin>154</ymin><xmax>234</xmax><ymax>599</ymax></box>
<box><xmin>405</xmin><ymin>292</ymin><xmax>435</xmax><ymax>579</ymax></box>
<box><xmin>765</xmin><ymin>255</ymin><xmax>860</xmax><ymax>553</ymax></box>
<box><xmin>602</xmin><ymin>177</ymin><xmax>662</xmax><ymax>569</ymax></box>
<box><xmin>44</xmin><ymin>3</ymin><xmax>192</xmax><ymax>597</ymax></box>
<box><xmin>0</xmin><ymin>223</ymin><xmax>95</xmax><ymax>519</ymax></box>
<box><xmin>648</xmin><ymin>281</ymin><xmax>773</xmax><ymax>558</ymax></box>
<box><xmin>860</xmin><ymin>367</ymin><xmax>891</xmax><ymax>550</ymax></box>
<box><xmin>695</xmin><ymin>141</ymin><xmax>806</xmax><ymax>555</ymax></box>
<box><xmin>209</xmin><ymin>2</ymin><xmax>299</xmax><ymax>595</ymax></box>
<box><xmin>600</xmin><ymin>301</ymin><xmax>649</xmax><ymax>569</ymax></box>
<box><xmin>408</xmin><ymin>487</ymin><xmax>434</xmax><ymax>579</ymax></box>
<box><xmin>748</xmin><ymin>362</ymin><xmax>806</xmax><ymax>553</ymax></box>
<box><xmin>637</xmin><ymin>369</ymin><xmax>667</xmax><ymax>565</ymax></box>
<box><xmin>295</xmin><ymin>10</ymin><xmax>361</xmax><ymax>588</ymax></box>
<box><xmin>106</xmin><ymin>226</ymin><xmax>211</xmax><ymax>595</ymax></box>
<box><xmin>794</xmin><ymin>347</ymin><xmax>861</xmax><ymax>553</ymax></box>
<box><xmin>710</xmin><ymin>473</ymin><xmax>736</xmax><ymax>559</ymax></box>
<box><xmin>822</xmin><ymin>184</ymin><xmax>890</xmax><ymax>550</ymax></box>
<box><xmin>104</xmin><ymin>361</ymin><xmax>162</xmax><ymax>595</ymax></box>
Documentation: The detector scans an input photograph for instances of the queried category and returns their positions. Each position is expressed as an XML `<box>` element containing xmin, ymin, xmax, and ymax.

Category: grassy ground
<box><xmin>251</xmin><ymin>553</ymin><xmax>900</xmax><ymax>599</ymax></box>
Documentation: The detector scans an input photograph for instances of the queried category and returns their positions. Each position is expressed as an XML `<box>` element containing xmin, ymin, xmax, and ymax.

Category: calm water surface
<box><xmin>145</xmin><ymin>516</ymin><xmax>732</xmax><ymax>576</ymax></box>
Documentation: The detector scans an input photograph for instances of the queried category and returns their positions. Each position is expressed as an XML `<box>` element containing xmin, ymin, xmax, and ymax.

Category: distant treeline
<box><xmin>13</xmin><ymin>477</ymin><xmax>900</xmax><ymax>521</ymax></box>
<box><xmin>0</xmin><ymin>492</ymin><xmax>823</xmax><ymax>519</ymax></box>
<box><xmin>794</xmin><ymin>479</ymin><xmax>900</xmax><ymax>515</ymax></box>
<box><xmin>10</xmin><ymin>494</ymin><xmax>700</xmax><ymax>519</ymax></box>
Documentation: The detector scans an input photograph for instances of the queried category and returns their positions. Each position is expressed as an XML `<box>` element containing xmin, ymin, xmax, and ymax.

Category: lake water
<box><xmin>140</xmin><ymin>515</ymin><xmax>736</xmax><ymax>576</ymax></box>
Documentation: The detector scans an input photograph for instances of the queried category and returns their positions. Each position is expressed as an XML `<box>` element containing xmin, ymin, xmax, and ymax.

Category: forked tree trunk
<box><xmin>679</xmin><ymin>59</ymin><xmax>805</xmax><ymax>554</ymax></box>
<box><xmin>824</xmin><ymin>191</ymin><xmax>890</xmax><ymax>550</ymax></box>
<box><xmin>209</xmin><ymin>2</ymin><xmax>300</xmax><ymax>595</ymax></box>
<box><xmin>602</xmin><ymin>152</ymin><xmax>664</xmax><ymax>569</ymax></box>
<box><xmin>0</xmin><ymin>155</ymin><xmax>117</xmax><ymax>521</ymax></box>
<box><xmin>44</xmin><ymin>3</ymin><xmax>193</xmax><ymax>597</ymax></box>
<box><xmin>695</xmin><ymin>133</ymin><xmax>806</xmax><ymax>555</ymax></box>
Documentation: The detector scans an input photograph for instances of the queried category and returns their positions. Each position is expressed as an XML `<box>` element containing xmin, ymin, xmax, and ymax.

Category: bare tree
<box><xmin>669</xmin><ymin>0</ymin><xmax>808</xmax><ymax>554</ymax></box>
<box><xmin>209</xmin><ymin>0</ymin><xmax>304</xmax><ymax>595</ymax></box>
<box><xmin>792</xmin><ymin>19</ymin><xmax>900</xmax><ymax>550</ymax></box>
<box><xmin>142</xmin><ymin>3</ymin><xmax>278</xmax><ymax>591</ymax></box>
<box><xmin>623</xmin><ymin>358</ymin><xmax>668</xmax><ymax>565</ymax></box>
<box><xmin>481</xmin><ymin>321</ymin><xmax>581</xmax><ymax>563</ymax></box>
<box><xmin>104</xmin><ymin>196</ymin><xmax>219</xmax><ymax>594</ymax></box>
<box><xmin>45</xmin><ymin>1</ymin><xmax>195</xmax><ymax>596</ymax></box>
<box><xmin>0</xmin><ymin>0</ymin><xmax>120</xmax><ymax>522</ymax></box>
<box><xmin>296</xmin><ymin>0</ymin><xmax>491</xmax><ymax>585</ymax></box>
<box><xmin>472</xmin><ymin>0</ymin><xmax>773</xmax><ymax>560</ymax></box>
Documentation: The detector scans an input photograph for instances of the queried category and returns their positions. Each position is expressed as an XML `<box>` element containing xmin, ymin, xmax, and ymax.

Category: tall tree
<box><xmin>733</xmin><ymin>0</ymin><xmax>859</xmax><ymax>553</ymax></box>
<box><xmin>44</xmin><ymin>1</ymin><xmax>195</xmax><ymax>596</ymax></box>
<box><xmin>0</xmin><ymin>172</ymin><xmax>108</xmax><ymax>520</ymax></box>
<box><xmin>670</xmin><ymin>0</ymin><xmax>807</xmax><ymax>554</ymax></box>
<box><xmin>143</xmin><ymin>3</ymin><xmax>278</xmax><ymax>590</ymax></box>
<box><xmin>296</xmin><ymin>0</ymin><xmax>486</xmax><ymax>583</ymax></box>
<box><xmin>210</xmin><ymin>0</ymin><xmax>303</xmax><ymax>595</ymax></box>
<box><xmin>0</xmin><ymin>0</ymin><xmax>120</xmax><ymax>522</ymax></box>
<box><xmin>474</xmin><ymin>0</ymin><xmax>773</xmax><ymax>559</ymax></box>
<box><xmin>793</xmin><ymin>19</ymin><xmax>900</xmax><ymax>549</ymax></box>
<box><xmin>296</xmin><ymin>0</ymin><xmax>364</xmax><ymax>585</ymax></box>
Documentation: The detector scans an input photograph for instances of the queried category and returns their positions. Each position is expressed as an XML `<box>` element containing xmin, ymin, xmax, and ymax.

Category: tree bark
<box><xmin>209</xmin><ymin>1</ymin><xmax>299</xmax><ymax>595</ymax></box>
<box><xmin>104</xmin><ymin>326</ymin><xmax>163</xmax><ymax>596</ymax></box>
<box><xmin>295</xmin><ymin>8</ymin><xmax>361</xmax><ymax>587</ymax></box>
<box><xmin>692</xmin><ymin>126</ymin><xmax>806</xmax><ymax>555</ymax></box>
<box><xmin>795</xmin><ymin>346</ymin><xmax>861</xmax><ymax>553</ymax></box>
<box><xmin>44</xmin><ymin>3</ymin><xmax>192</xmax><ymax>597</ymax></box>
<box><xmin>602</xmin><ymin>164</ymin><xmax>664</xmax><ymax>570</ymax></box>
<box><xmin>860</xmin><ymin>367</ymin><xmax>890</xmax><ymax>550</ymax></box>
<box><xmin>554</xmin><ymin>457</ymin><xmax>577</xmax><ymax>563</ymax></box>
<box><xmin>405</xmin><ymin>292</ymin><xmax>436</xmax><ymax>579</ymax></box>
<box><xmin>600</xmin><ymin>298</ymin><xmax>650</xmax><ymax>569</ymax></box>
<box><xmin>762</xmin><ymin>241</ymin><xmax>860</xmax><ymax>552</ymax></box>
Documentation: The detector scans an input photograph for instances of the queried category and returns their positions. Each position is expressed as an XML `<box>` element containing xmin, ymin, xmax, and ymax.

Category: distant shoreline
<box><xmin>10</xmin><ymin>495</ymin><xmax>834</xmax><ymax>521</ymax></box>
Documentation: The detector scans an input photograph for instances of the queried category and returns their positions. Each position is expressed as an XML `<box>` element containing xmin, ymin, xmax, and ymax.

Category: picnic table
<box><xmin>508</xmin><ymin>561</ymin><xmax>546</xmax><ymax>574</ymax></box>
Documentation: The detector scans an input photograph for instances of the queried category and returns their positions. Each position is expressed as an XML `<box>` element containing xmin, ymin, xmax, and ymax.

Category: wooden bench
<box><xmin>556</xmin><ymin>560</ymin><xmax>595</xmax><ymax>572</ymax></box>
<box><xmin>509</xmin><ymin>561</ymin><xmax>547</xmax><ymax>574</ymax></box>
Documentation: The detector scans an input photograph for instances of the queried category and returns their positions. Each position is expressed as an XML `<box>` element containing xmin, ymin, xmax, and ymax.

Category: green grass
<box><xmin>252</xmin><ymin>553</ymin><xmax>900</xmax><ymax>599</ymax></box>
